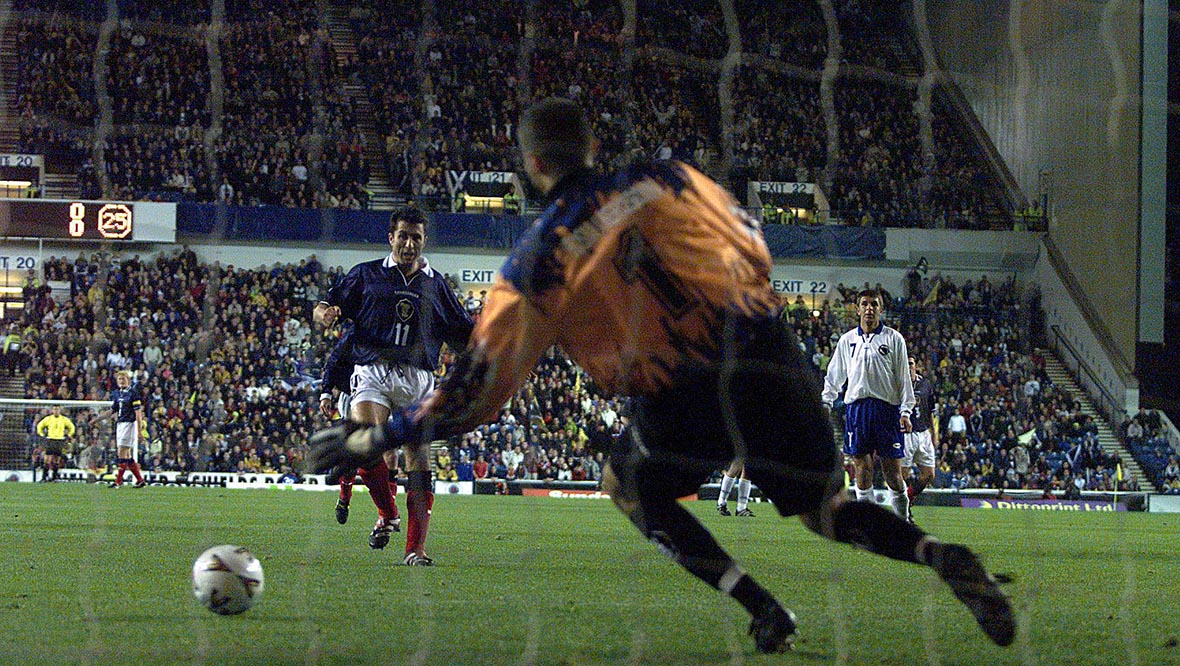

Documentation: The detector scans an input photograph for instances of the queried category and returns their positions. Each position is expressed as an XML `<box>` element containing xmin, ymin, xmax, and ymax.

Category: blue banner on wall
<box><xmin>761</xmin><ymin>225</ymin><xmax>885</xmax><ymax>260</ymax></box>
<box><xmin>430</xmin><ymin>214</ymin><xmax>532</xmax><ymax>250</ymax></box>
<box><xmin>179</xmin><ymin>203</ymin><xmax>327</xmax><ymax>242</ymax></box>
<box><xmin>178</xmin><ymin>204</ymin><xmax>884</xmax><ymax>260</ymax></box>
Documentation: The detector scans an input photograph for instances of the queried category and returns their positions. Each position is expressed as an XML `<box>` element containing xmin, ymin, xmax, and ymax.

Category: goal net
<box><xmin>0</xmin><ymin>398</ymin><xmax>112</xmax><ymax>481</ymax></box>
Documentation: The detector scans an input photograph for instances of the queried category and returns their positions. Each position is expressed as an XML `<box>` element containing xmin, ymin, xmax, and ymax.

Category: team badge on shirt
<box><xmin>396</xmin><ymin>299</ymin><xmax>414</xmax><ymax>322</ymax></box>
<box><xmin>878</xmin><ymin>345</ymin><xmax>890</xmax><ymax>356</ymax></box>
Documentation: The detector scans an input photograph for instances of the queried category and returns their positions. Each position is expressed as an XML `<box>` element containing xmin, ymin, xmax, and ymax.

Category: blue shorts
<box><xmin>843</xmin><ymin>397</ymin><xmax>904</xmax><ymax>459</ymax></box>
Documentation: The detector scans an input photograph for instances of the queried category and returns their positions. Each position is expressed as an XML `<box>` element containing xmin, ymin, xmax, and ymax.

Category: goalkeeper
<box><xmin>308</xmin><ymin>97</ymin><xmax>1015</xmax><ymax>653</ymax></box>
<box><xmin>36</xmin><ymin>404</ymin><xmax>75</xmax><ymax>482</ymax></box>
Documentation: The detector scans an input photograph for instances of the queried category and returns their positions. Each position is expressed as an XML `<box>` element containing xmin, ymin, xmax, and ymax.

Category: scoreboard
<box><xmin>0</xmin><ymin>200</ymin><xmax>140</xmax><ymax>241</ymax></box>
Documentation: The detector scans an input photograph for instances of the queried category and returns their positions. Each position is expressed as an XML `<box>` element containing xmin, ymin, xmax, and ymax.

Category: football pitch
<box><xmin>1</xmin><ymin>484</ymin><xmax>1177</xmax><ymax>666</ymax></box>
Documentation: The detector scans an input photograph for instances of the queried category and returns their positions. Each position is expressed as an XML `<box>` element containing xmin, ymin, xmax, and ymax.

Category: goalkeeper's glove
<box><xmin>305</xmin><ymin>421</ymin><xmax>385</xmax><ymax>475</ymax></box>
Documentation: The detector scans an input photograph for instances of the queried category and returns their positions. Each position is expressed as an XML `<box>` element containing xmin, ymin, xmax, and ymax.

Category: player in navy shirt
<box><xmin>315</xmin><ymin>208</ymin><xmax>473</xmax><ymax>565</ymax></box>
<box><xmin>109</xmin><ymin>370</ymin><xmax>146</xmax><ymax>488</ymax></box>
<box><xmin>318</xmin><ymin>325</ymin><xmax>355</xmax><ymax>421</ymax></box>
<box><xmin>902</xmin><ymin>356</ymin><xmax>940</xmax><ymax>521</ymax></box>
<box><xmin>316</xmin><ymin>326</ymin><xmax>403</xmax><ymax>532</ymax></box>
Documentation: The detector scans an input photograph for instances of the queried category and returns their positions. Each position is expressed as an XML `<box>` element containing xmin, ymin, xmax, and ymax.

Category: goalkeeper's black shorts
<box><xmin>610</xmin><ymin>313</ymin><xmax>842</xmax><ymax>516</ymax></box>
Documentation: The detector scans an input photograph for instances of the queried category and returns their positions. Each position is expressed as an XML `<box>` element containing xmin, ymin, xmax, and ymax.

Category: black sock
<box><xmin>633</xmin><ymin>496</ymin><xmax>782</xmax><ymax>617</ymax></box>
<box><xmin>636</xmin><ymin>493</ymin><xmax>746</xmax><ymax>581</ymax></box>
<box><xmin>829</xmin><ymin>499</ymin><xmax>931</xmax><ymax>565</ymax></box>
<box><xmin>731</xmin><ymin>574</ymin><xmax>779</xmax><ymax>617</ymax></box>
<box><xmin>406</xmin><ymin>470</ymin><xmax>431</xmax><ymax>494</ymax></box>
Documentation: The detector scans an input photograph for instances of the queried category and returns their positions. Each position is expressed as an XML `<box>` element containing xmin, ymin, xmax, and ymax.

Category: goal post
<box><xmin>0</xmin><ymin>398</ymin><xmax>112</xmax><ymax>478</ymax></box>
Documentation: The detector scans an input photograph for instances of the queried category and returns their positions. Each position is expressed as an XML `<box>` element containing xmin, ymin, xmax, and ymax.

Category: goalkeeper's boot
<box><xmin>930</xmin><ymin>542</ymin><xmax>1016</xmax><ymax>646</ymax></box>
<box><xmin>717</xmin><ymin>504</ymin><xmax>732</xmax><ymax>516</ymax></box>
<box><xmin>736</xmin><ymin>507</ymin><xmax>755</xmax><ymax>517</ymax></box>
<box><xmin>748</xmin><ymin>602</ymin><xmax>797</xmax><ymax>654</ymax></box>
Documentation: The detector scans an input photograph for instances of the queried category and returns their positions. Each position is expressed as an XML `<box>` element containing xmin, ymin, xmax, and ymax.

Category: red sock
<box><xmin>115</xmin><ymin>463</ymin><xmax>127</xmax><ymax>485</ymax></box>
<box><xmin>906</xmin><ymin>485</ymin><xmax>917</xmax><ymax>501</ymax></box>
<box><xmin>129</xmin><ymin>461</ymin><xmax>144</xmax><ymax>483</ymax></box>
<box><xmin>405</xmin><ymin>471</ymin><xmax>434</xmax><ymax>556</ymax></box>
<box><xmin>339</xmin><ymin>475</ymin><xmax>354</xmax><ymax>503</ymax></box>
<box><xmin>359</xmin><ymin>461</ymin><xmax>397</xmax><ymax>522</ymax></box>
<box><xmin>388</xmin><ymin>471</ymin><xmax>400</xmax><ymax>519</ymax></box>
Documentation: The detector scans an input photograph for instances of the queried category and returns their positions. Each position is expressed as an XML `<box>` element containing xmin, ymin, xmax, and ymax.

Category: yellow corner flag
<box><xmin>1116</xmin><ymin>464</ymin><xmax>1123</xmax><ymax>482</ymax></box>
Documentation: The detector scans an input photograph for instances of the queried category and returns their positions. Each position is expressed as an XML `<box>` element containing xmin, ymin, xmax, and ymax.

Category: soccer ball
<box><xmin>192</xmin><ymin>545</ymin><xmax>265</xmax><ymax>615</ymax></box>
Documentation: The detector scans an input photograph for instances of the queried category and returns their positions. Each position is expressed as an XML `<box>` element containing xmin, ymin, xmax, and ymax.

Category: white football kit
<box><xmin>821</xmin><ymin>324</ymin><xmax>914</xmax><ymax>416</ymax></box>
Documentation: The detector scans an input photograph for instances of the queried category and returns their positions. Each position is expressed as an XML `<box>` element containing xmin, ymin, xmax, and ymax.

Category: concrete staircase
<box><xmin>0</xmin><ymin>0</ymin><xmax>20</xmax><ymax>153</ymax></box>
<box><xmin>0</xmin><ymin>375</ymin><xmax>23</xmax><ymax>397</ymax></box>
<box><xmin>0</xmin><ymin>2</ymin><xmax>83</xmax><ymax>200</ymax></box>
<box><xmin>325</xmin><ymin>5</ymin><xmax>400</xmax><ymax>210</ymax></box>
<box><xmin>1040</xmin><ymin>351</ymin><xmax>1154</xmax><ymax>492</ymax></box>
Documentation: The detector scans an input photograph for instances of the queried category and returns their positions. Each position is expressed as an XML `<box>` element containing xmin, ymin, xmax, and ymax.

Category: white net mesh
<box><xmin>0</xmin><ymin>1</ymin><xmax>1168</xmax><ymax>663</ymax></box>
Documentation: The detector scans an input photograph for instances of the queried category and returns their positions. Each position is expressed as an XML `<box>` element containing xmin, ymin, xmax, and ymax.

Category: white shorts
<box><xmin>349</xmin><ymin>362</ymin><xmax>434</xmax><ymax>413</ymax></box>
<box><xmin>116</xmin><ymin>422</ymin><xmax>139</xmax><ymax>457</ymax></box>
<box><xmin>903</xmin><ymin>429</ymin><xmax>936</xmax><ymax>469</ymax></box>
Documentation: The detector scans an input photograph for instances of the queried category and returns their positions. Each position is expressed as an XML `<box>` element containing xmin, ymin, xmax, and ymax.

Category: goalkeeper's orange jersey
<box><xmin>417</xmin><ymin>160</ymin><xmax>779</xmax><ymax>436</ymax></box>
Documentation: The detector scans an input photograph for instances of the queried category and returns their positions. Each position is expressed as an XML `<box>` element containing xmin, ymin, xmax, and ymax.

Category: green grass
<box><xmin>1</xmin><ymin>484</ymin><xmax>1178</xmax><ymax>665</ymax></box>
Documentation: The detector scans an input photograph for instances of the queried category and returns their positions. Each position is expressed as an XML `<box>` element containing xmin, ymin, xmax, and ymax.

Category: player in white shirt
<box><xmin>822</xmin><ymin>289</ymin><xmax>914</xmax><ymax>517</ymax></box>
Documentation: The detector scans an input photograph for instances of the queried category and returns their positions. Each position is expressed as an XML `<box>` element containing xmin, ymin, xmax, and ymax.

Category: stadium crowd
<box><xmin>13</xmin><ymin>1</ymin><xmax>371</xmax><ymax>209</ymax></box>
<box><xmin>6</xmin><ymin>250</ymin><xmax>1161</xmax><ymax>495</ymax></box>
<box><xmin>17</xmin><ymin>249</ymin><xmax>323</xmax><ymax>479</ymax></box>
<box><xmin>11</xmin><ymin>0</ymin><xmax>1012</xmax><ymax>228</ymax></box>
<box><xmin>1122</xmin><ymin>409</ymin><xmax>1179</xmax><ymax>494</ymax></box>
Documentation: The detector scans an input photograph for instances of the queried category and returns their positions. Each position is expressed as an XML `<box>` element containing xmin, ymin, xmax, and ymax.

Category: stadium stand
<box><xmin>12</xmin><ymin>14</ymin><xmax>97</xmax><ymax>125</ymax></box>
<box><xmin>9</xmin><ymin>1</ymin><xmax>371</xmax><ymax>208</ymax></box>
<box><xmin>18</xmin><ymin>250</ymin><xmax>316</xmax><ymax>476</ymax></box>
<box><xmin>6</xmin><ymin>0</ymin><xmax>1015</xmax><ymax>227</ymax></box>
<box><xmin>1</xmin><ymin>1</ymin><xmax>1151</xmax><ymax>487</ymax></box>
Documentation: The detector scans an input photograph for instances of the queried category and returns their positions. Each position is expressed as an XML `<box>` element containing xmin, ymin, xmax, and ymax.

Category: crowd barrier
<box><xmin>176</xmin><ymin>204</ymin><xmax>885</xmax><ymax>259</ymax></box>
